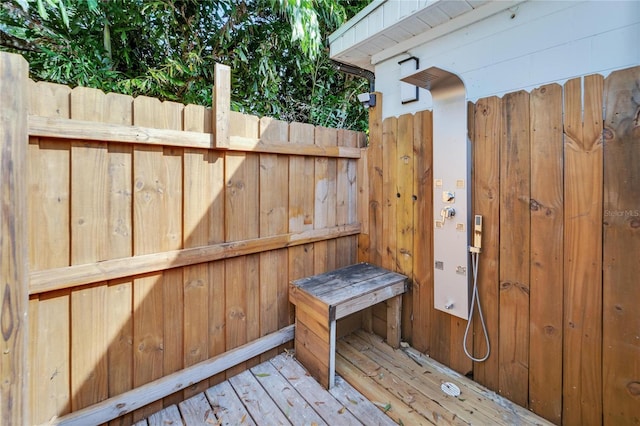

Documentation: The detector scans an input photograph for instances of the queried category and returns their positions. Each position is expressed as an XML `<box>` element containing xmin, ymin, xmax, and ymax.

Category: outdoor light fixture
<box><xmin>357</xmin><ymin>92</ymin><xmax>376</xmax><ymax>108</ymax></box>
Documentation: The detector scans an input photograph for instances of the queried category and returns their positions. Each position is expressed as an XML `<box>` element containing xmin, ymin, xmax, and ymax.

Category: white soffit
<box><xmin>329</xmin><ymin>0</ymin><xmax>525</xmax><ymax>71</ymax></box>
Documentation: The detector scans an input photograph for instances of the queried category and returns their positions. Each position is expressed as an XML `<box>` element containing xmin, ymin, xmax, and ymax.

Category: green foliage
<box><xmin>0</xmin><ymin>0</ymin><xmax>370</xmax><ymax>130</ymax></box>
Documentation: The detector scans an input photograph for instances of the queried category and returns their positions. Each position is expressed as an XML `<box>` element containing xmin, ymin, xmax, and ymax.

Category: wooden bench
<box><xmin>289</xmin><ymin>262</ymin><xmax>408</xmax><ymax>389</ymax></box>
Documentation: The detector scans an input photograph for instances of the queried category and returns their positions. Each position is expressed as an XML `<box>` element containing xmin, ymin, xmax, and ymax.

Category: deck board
<box><xmin>140</xmin><ymin>334</ymin><xmax>552</xmax><ymax>426</ymax></box>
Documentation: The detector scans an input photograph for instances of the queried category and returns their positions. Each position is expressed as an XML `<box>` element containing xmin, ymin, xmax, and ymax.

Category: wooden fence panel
<box><xmin>20</xmin><ymin>70</ymin><xmax>363</xmax><ymax>424</ymax></box>
<box><xmin>602</xmin><ymin>66</ymin><xmax>640</xmax><ymax>425</ymax></box>
<box><xmin>563</xmin><ymin>75</ymin><xmax>604</xmax><ymax>426</ymax></box>
<box><xmin>528</xmin><ymin>84</ymin><xmax>564</xmax><ymax>423</ymax></box>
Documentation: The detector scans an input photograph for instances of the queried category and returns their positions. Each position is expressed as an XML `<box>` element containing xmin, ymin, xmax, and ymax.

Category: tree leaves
<box><xmin>0</xmin><ymin>0</ymin><xmax>370</xmax><ymax>130</ymax></box>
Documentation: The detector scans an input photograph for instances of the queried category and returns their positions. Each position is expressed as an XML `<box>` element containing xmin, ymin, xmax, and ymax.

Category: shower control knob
<box><xmin>442</xmin><ymin>191</ymin><xmax>455</xmax><ymax>202</ymax></box>
<box><xmin>441</xmin><ymin>206</ymin><xmax>456</xmax><ymax>219</ymax></box>
<box><xmin>444</xmin><ymin>302</ymin><xmax>454</xmax><ymax>310</ymax></box>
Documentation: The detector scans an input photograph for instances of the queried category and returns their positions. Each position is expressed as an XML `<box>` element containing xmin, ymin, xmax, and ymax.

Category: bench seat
<box><xmin>289</xmin><ymin>262</ymin><xmax>407</xmax><ymax>389</ymax></box>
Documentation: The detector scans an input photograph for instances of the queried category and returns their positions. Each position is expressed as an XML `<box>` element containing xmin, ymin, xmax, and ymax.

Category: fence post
<box><xmin>0</xmin><ymin>52</ymin><xmax>29</xmax><ymax>425</ymax></box>
<box><xmin>213</xmin><ymin>63</ymin><xmax>231</xmax><ymax>148</ymax></box>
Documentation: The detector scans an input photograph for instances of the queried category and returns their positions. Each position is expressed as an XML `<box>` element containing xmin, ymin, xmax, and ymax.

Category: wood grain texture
<box><xmin>381</xmin><ymin>116</ymin><xmax>398</xmax><ymax>273</ymax></box>
<box><xmin>602</xmin><ymin>66</ymin><xmax>640</xmax><ymax>425</ymax></box>
<box><xmin>562</xmin><ymin>75</ymin><xmax>603</xmax><ymax>426</ymax></box>
<box><xmin>396</xmin><ymin>113</ymin><xmax>414</xmax><ymax>342</ymax></box>
<box><xmin>411</xmin><ymin>110</ymin><xmax>433</xmax><ymax>354</ymax></box>
<box><xmin>367</xmin><ymin>93</ymin><xmax>384</xmax><ymax>266</ymax></box>
<box><xmin>0</xmin><ymin>52</ymin><xmax>29</xmax><ymax>426</ymax></box>
<box><xmin>213</xmin><ymin>63</ymin><xmax>230</xmax><ymax>148</ymax></box>
<box><xmin>69</xmin><ymin>86</ymin><xmax>110</xmax><ymax>412</ymax></box>
<box><xmin>471</xmin><ymin>97</ymin><xmax>501</xmax><ymax>390</ymax></box>
<box><xmin>182</xmin><ymin>103</ymin><xmax>215</xmax><ymax>398</ymax></box>
<box><xmin>528</xmin><ymin>84</ymin><xmax>563</xmax><ymax>423</ymax></box>
<box><xmin>27</xmin><ymin>80</ymin><xmax>72</xmax><ymax>425</ymax></box>
<box><xmin>498</xmin><ymin>90</ymin><xmax>530</xmax><ymax>408</ymax></box>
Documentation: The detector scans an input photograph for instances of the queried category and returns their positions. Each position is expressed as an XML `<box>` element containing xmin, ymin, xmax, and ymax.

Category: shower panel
<box><xmin>401</xmin><ymin>66</ymin><xmax>470</xmax><ymax>320</ymax></box>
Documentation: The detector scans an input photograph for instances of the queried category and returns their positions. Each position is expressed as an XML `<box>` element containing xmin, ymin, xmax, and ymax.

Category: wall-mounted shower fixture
<box><xmin>401</xmin><ymin>66</ymin><xmax>470</xmax><ymax>320</ymax></box>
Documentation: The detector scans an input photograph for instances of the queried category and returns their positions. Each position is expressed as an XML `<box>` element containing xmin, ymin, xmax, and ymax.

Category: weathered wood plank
<box><xmin>335</xmin><ymin>353</ymin><xmax>433</xmax><ymax>425</ymax></box>
<box><xmin>147</xmin><ymin>404</ymin><xmax>182</xmax><ymax>426</ymax></box>
<box><xmin>50</xmin><ymin>326</ymin><xmax>293</xmax><ymax>426</ymax></box>
<box><xmin>271</xmin><ymin>355</ymin><xmax>361</xmax><ymax>425</ymax></box>
<box><xmin>205</xmin><ymin>380</ymin><xmax>256</xmax><ymax>426</ymax></box>
<box><xmin>330</xmin><ymin>376</ymin><xmax>396</xmax><ymax>426</ymax></box>
<box><xmin>251</xmin><ymin>360</ymin><xmax>327</xmax><ymax>425</ymax></box>
<box><xmin>30</xmin><ymin>223</ymin><xmax>360</xmax><ymax>294</ymax></box>
<box><xmin>498</xmin><ymin>90</ymin><xmax>531</xmax><ymax>408</ymax></box>
<box><xmin>602</xmin><ymin>66</ymin><xmax>640</xmax><ymax>425</ymax></box>
<box><xmin>562</xmin><ymin>75</ymin><xmax>604</xmax><ymax>426</ymax></box>
<box><xmin>178</xmin><ymin>393</ymin><xmax>217</xmax><ymax>425</ymax></box>
<box><xmin>0</xmin><ymin>52</ymin><xmax>29</xmax><ymax>426</ymax></box>
<box><xmin>228</xmin><ymin>370</ymin><xmax>291</xmax><ymax>425</ymax></box>
<box><xmin>528</xmin><ymin>83</ymin><xmax>563</xmax><ymax>423</ymax></box>
<box><xmin>29</xmin><ymin>115</ymin><xmax>362</xmax><ymax>157</ymax></box>
<box><xmin>470</xmin><ymin>97</ymin><xmax>501</xmax><ymax>390</ymax></box>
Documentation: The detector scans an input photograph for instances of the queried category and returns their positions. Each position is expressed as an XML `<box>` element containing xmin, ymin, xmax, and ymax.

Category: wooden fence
<box><xmin>359</xmin><ymin>65</ymin><xmax>640</xmax><ymax>425</ymax></box>
<box><xmin>2</xmin><ymin>51</ymin><xmax>638</xmax><ymax>426</ymax></box>
<box><xmin>6</xmin><ymin>56</ymin><xmax>365</xmax><ymax>424</ymax></box>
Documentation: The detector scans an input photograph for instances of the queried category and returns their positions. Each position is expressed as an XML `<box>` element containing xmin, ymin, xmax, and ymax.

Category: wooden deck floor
<box><xmin>337</xmin><ymin>330</ymin><xmax>553</xmax><ymax>426</ymax></box>
<box><xmin>137</xmin><ymin>331</ymin><xmax>553</xmax><ymax>426</ymax></box>
<box><xmin>135</xmin><ymin>352</ymin><xmax>395</xmax><ymax>426</ymax></box>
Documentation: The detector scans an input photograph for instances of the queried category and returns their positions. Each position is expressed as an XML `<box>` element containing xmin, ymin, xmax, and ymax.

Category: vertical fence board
<box><xmin>225</xmin><ymin>112</ymin><xmax>259</xmax><ymax>375</ymax></box>
<box><xmin>412</xmin><ymin>110</ymin><xmax>433</xmax><ymax>354</ymax></box>
<box><xmin>259</xmin><ymin>117</ymin><xmax>289</xmax><ymax>361</ymax></box>
<box><xmin>182</xmin><ymin>104</ymin><xmax>212</xmax><ymax>398</ymax></box>
<box><xmin>397</xmin><ymin>113</ymin><xmax>414</xmax><ymax>342</ymax></box>
<box><xmin>528</xmin><ymin>84</ymin><xmax>564</xmax><ymax>423</ymax></box>
<box><xmin>288</xmin><ymin>122</ymin><xmax>316</xmax><ymax>325</ymax></box>
<box><xmin>336</xmin><ymin>129</ymin><xmax>358</xmax><ymax>268</ymax></box>
<box><xmin>382</xmin><ymin>117</ymin><xmax>398</xmax><ymax>273</ymax></box>
<box><xmin>563</xmin><ymin>75</ymin><xmax>604</xmax><ymax>426</ymax></box>
<box><xmin>27</xmin><ymin>81</ymin><xmax>72</xmax><ymax>424</ymax></box>
<box><xmin>471</xmin><ymin>97</ymin><xmax>501</xmax><ymax>390</ymax></box>
<box><xmin>289</xmin><ymin>122</ymin><xmax>315</xmax><ymax>233</ymax></box>
<box><xmin>103</xmin><ymin>93</ymin><xmax>134</xmax><ymax>426</ymax></box>
<box><xmin>498</xmin><ymin>91</ymin><xmax>530</xmax><ymax>408</ymax></box>
<box><xmin>368</xmin><ymin>95</ymin><xmax>384</xmax><ymax>267</ymax></box>
<box><xmin>132</xmin><ymin>97</ymin><xmax>169</xmax><ymax>419</ymax></box>
<box><xmin>0</xmin><ymin>52</ymin><xmax>28</xmax><ymax>426</ymax></box>
<box><xmin>603</xmin><ymin>66</ymin><xmax>640</xmax><ymax>425</ymax></box>
<box><xmin>69</xmin><ymin>87</ymin><xmax>110</xmax><ymax>411</ymax></box>
<box><xmin>106</xmin><ymin>279</ymin><xmax>133</xmax><ymax>426</ymax></box>
<box><xmin>208</xmin><ymin>260</ymin><xmax>226</xmax><ymax>387</ymax></box>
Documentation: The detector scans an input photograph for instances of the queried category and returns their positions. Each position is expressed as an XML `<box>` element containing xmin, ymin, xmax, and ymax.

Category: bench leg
<box><xmin>329</xmin><ymin>319</ymin><xmax>336</xmax><ymax>389</ymax></box>
<box><xmin>387</xmin><ymin>295</ymin><xmax>402</xmax><ymax>349</ymax></box>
